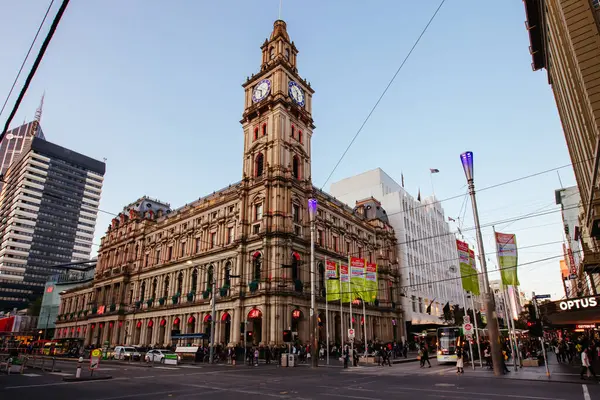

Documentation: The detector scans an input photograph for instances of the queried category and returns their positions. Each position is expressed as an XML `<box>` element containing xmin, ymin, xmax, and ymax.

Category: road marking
<box><xmin>582</xmin><ymin>384</ymin><xmax>591</xmax><ymax>400</ymax></box>
<box><xmin>4</xmin><ymin>377</ymin><xmax>128</xmax><ymax>389</ymax></box>
<box><xmin>351</xmin><ymin>386</ymin><xmax>565</xmax><ymax>400</ymax></box>
<box><xmin>182</xmin><ymin>383</ymin><xmax>291</xmax><ymax>398</ymax></box>
<box><xmin>323</xmin><ymin>394</ymin><xmax>382</xmax><ymax>400</ymax></box>
<box><xmin>434</xmin><ymin>383</ymin><xmax>455</xmax><ymax>387</ymax></box>
<box><xmin>153</xmin><ymin>366</ymin><xmax>178</xmax><ymax>370</ymax></box>
<box><xmin>23</xmin><ymin>373</ymin><xmax>41</xmax><ymax>377</ymax></box>
<box><xmin>90</xmin><ymin>389</ymin><xmax>218</xmax><ymax>400</ymax></box>
<box><xmin>49</xmin><ymin>372</ymin><xmax>72</xmax><ymax>376</ymax></box>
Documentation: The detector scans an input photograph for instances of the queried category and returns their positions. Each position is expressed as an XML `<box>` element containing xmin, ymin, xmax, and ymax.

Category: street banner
<box><xmin>456</xmin><ymin>240</ymin><xmax>473</xmax><ymax>293</ymax></box>
<box><xmin>326</xmin><ymin>260</ymin><xmax>340</xmax><ymax>301</ymax></box>
<box><xmin>340</xmin><ymin>264</ymin><xmax>351</xmax><ymax>303</ymax></box>
<box><xmin>365</xmin><ymin>262</ymin><xmax>377</xmax><ymax>302</ymax></box>
<box><xmin>468</xmin><ymin>248</ymin><xmax>480</xmax><ymax>296</ymax></box>
<box><xmin>495</xmin><ymin>232</ymin><xmax>520</xmax><ymax>286</ymax></box>
<box><xmin>350</xmin><ymin>257</ymin><xmax>366</xmax><ymax>302</ymax></box>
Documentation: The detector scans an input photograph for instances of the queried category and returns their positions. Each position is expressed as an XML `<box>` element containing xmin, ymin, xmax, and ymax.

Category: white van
<box><xmin>113</xmin><ymin>346</ymin><xmax>141</xmax><ymax>360</ymax></box>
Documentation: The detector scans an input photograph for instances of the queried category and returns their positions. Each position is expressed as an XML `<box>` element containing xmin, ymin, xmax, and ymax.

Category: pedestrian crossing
<box><xmin>343</xmin><ymin>364</ymin><xmax>465</xmax><ymax>377</ymax></box>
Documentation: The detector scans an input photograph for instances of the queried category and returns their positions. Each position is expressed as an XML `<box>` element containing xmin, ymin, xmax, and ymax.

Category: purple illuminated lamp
<box><xmin>308</xmin><ymin>198</ymin><xmax>318</xmax><ymax>221</ymax></box>
<box><xmin>460</xmin><ymin>151</ymin><xmax>474</xmax><ymax>182</ymax></box>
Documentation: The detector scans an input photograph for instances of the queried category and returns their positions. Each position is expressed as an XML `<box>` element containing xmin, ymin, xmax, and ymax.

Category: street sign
<box><xmin>534</xmin><ymin>294</ymin><xmax>551</xmax><ymax>299</ymax></box>
<box><xmin>348</xmin><ymin>328</ymin><xmax>355</xmax><ymax>339</ymax></box>
<box><xmin>463</xmin><ymin>323</ymin><xmax>473</xmax><ymax>337</ymax></box>
<box><xmin>463</xmin><ymin>315</ymin><xmax>470</xmax><ymax>324</ymax></box>
<box><xmin>90</xmin><ymin>349</ymin><xmax>101</xmax><ymax>370</ymax></box>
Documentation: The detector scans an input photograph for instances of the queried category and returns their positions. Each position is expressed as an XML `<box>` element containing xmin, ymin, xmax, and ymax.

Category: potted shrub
<box><xmin>294</xmin><ymin>279</ymin><xmax>303</xmax><ymax>292</ymax></box>
<box><xmin>158</xmin><ymin>297</ymin><xmax>165</xmax><ymax>306</ymax></box>
<box><xmin>374</xmin><ymin>299</ymin><xmax>379</xmax><ymax>307</ymax></box>
<box><xmin>219</xmin><ymin>285</ymin><xmax>230</xmax><ymax>297</ymax></box>
<box><xmin>91</xmin><ymin>307</ymin><xmax>98</xmax><ymax>314</ymax></box>
<box><xmin>110</xmin><ymin>304</ymin><xmax>116</xmax><ymax>312</ymax></box>
<box><xmin>172</xmin><ymin>293</ymin><xmax>180</xmax><ymax>304</ymax></box>
<box><xmin>146</xmin><ymin>298</ymin><xmax>154</xmax><ymax>307</ymax></box>
<box><xmin>134</xmin><ymin>301</ymin><xmax>141</xmax><ymax>309</ymax></box>
<box><xmin>187</xmin><ymin>291</ymin><xmax>195</xmax><ymax>302</ymax></box>
<box><xmin>248</xmin><ymin>281</ymin><xmax>259</xmax><ymax>293</ymax></box>
<box><xmin>202</xmin><ymin>290</ymin><xmax>210</xmax><ymax>299</ymax></box>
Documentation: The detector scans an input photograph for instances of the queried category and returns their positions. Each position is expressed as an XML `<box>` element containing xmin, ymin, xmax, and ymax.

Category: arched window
<box><xmin>163</xmin><ymin>276</ymin><xmax>170</xmax><ymax>298</ymax></box>
<box><xmin>253</xmin><ymin>127</ymin><xmax>259</xmax><ymax>141</ymax></box>
<box><xmin>191</xmin><ymin>269</ymin><xmax>198</xmax><ymax>293</ymax></box>
<box><xmin>255</xmin><ymin>153</ymin><xmax>264</xmax><ymax>177</ymax></box>
<box><xmin>177</xmin><ymin>272</ymin><xmax>183</xmax><ymax>295</ymax></box>
<box><xmin>292</xmin><ymin>156</ymin><xmax>300</xmax><ymax>179</ymax></box>
<box><xmin>270</xmin><ymin>48</ymin><xmax>275</xmax><ymax>60</ymax></box>
<box><xmin>291</xmin><ymin>125</ymin><xmax>295</xmax><ymax>138</ymax></box>
<box><xmin>152</xmin><ymin>278</ymin><xmax>158</xmax><ymax>299</ymax></box>
<box><xmin>262</xmin><ymin>123</ymin><xmax>267</xmax><ymax>136</ymax></box>
<box><xmin>298</xmin><ymin>130</ymin><xmax>303</xmax><ymax>144</ymax></box>
<box><xmin>253</xmin><ymin>253</ymin><xmax>262</xmax><ymax>281</ymax></box>
<box><xmin>140</xmin><ymin>281</ymin><xmax>146</xmax><ymax>302</ymax></box>
<box><xmin>206</xmin><ymin>265</ymin><xmax>214</xmax><ymax>290</ymax></box>
<box><xmin>285</xmin><ymin>48</ymin><xmax>290</xmax><ymax>60</ymax></box>
<box><xmin>224</xmin><ymin>262</ymin><xmax>232</xmax><ymax>287</ymax></box>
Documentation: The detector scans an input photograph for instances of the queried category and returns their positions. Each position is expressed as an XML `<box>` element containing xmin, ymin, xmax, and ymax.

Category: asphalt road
<box><xmin>0</xmin><ymin>358</ymin><xmax>598</xmax><ymax>400</ymax></box>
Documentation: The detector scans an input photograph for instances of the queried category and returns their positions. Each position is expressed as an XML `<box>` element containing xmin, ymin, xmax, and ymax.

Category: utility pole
<box><xmin>209</xmin><ymin>277</ymin><xmax>217</xmax><ymax>364</ymax></box>
<box><xmin>460</xmin><ymin>151</ymin><xmax>503</xmax><ymax>376</ymax></box>
<box><xmin>308</xmin><ymin>198</ymin><xmax>319</xmax><ymax>367</ymax></box>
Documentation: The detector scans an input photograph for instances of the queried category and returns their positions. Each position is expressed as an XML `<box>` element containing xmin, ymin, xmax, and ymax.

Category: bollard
<box><xmin>76</xmin><ymin>357</ymin><xmax>83</xmax><ymax>378</ymax></box>
<box><xmin>7</xmin><ymin>357</ymin><xmax>12</xmax><ymax>375</ymax></box>
<box><xmin>51</xmin><ymin>357</ymin><xmax>56</xmax><ymax>372</ymax></box>
<box><xmin>20</xmin><ymin>357</ymin><xmax>27</xmax><ymax>374</ymax></box>
<box><xmin>151</xmin><ymin>355</ymin><xmax>155</xmax><ymax>368</ymax></box>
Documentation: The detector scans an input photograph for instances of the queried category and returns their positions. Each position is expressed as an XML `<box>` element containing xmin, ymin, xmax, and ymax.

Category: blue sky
<box><xmin>1</xmin><ymin>1</ymin><xmax>574</xmax><ymax>299</ymax></box>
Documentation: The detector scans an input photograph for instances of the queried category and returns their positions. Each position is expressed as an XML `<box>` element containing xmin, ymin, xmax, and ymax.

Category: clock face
<box><xmin>252</xmin><ymin>79</ymin><xmax>271</xmax><ymax>103</ymax></box>
<box><xmin>288</xmin><ymin>81</ymin><xmax>305</xmax><ymax>106</ymax></box>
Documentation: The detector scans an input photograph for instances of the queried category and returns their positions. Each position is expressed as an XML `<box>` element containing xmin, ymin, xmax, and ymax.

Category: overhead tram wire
<box><xmin>320</xmin><ymin>0</ymin><xmax>447</xmax><ymax>190</ymax></box>
<box><xmin>1</xmin><ymin>0</ymin><xmax>70</xmax><ymax>140</ymax></box>
<box><xmin>0</xmin><ymin>0</ymin><xmax>55</xmax><ymax>119</ymax></box>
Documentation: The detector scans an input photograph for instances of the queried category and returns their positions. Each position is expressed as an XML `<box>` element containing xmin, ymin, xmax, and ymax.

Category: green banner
<box><xmin>365</xmin><ymin>262</ymin><xmax>377</xmax><ymax>302</ymax></box>
<box><xmin>495</xmin><ymin>232</ymin><xmax>519</xmax><ymax>286</ymax></box>
<box><xmin>340</xmin><ymin>264</ymin><xmax>351</xmax><ymax>303</ymax></box>
<box><xmin>326</xmin><ymin>260</ymin><xmax>340</xmax><ymax>301</ymax></box>
<box><xmin>350</xmin><ymin>257</ymin><xmax>366</xmax><ymax>301</ymax></box>
<box><xmin>468</xmin><ymin>249</ymin><xmax>480</xmax><ymax>296</ymax></box>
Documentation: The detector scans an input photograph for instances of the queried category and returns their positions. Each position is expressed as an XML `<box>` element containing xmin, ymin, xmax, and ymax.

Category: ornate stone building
<box><xmin>55</xmin><ymin>20</ymin><xmax>402</xmax><ymax>348</ymax></box>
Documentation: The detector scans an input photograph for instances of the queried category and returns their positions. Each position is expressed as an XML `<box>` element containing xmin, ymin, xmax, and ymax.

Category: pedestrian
<box><xmin>343</xmin><ymin>345</ymin><xmax>350</xmax><ymax>368</ymax></box>
<box><xmin>581</xmin><ymin>348</ymin><xmax>597</xmax><ymax>380</ymax></box>
<box><xmin>254</xmin><ymin>348</ymin><xmax>259</xmax><ymax>367</ymax></box>
<box><xmin>456</xmin><ymin>345</ymin><xmax>464</xmax><ymax>374</ymax></box>
<box><xmin>420</xmin><ymin>344</ymin><xmax>431</xmax><ymax>368</ymax></box>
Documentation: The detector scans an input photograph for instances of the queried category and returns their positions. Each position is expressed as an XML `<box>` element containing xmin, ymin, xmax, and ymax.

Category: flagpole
<box><xmin>348</xmin><ymin>254</ymin><xmax>354</xmax><ymax>364</ymax></box>
<box><xmin>339</xmin><ymin>260</ymin><xmax>344</xmax><ymax>352</ymax></box>
<box><xmin>461</xmin><ymin>291</ymin><xmax>475</xmax><ymax>370</ymax></box>
<box><xmin>325</xmin><ymin>256</ymin><xmax>329</xmax><ymax>365</ymax></box>
<box><xmin>430</xmin><ymin>170</ymin><xmax>435</xmax><ymax>197</ymax></box>
<box><xmin>470</xmin><ymin>294</ymin><xmax>483</xmax><ymax>368</ymax></box>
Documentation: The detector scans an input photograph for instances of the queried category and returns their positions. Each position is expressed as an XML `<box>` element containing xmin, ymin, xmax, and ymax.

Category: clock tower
<box><xmin>241</xmin><ymin>20</ymin><xmax>315</xmax><ymax>182</ymax></box>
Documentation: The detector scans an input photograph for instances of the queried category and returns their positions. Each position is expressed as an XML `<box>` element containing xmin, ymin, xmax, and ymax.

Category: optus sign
<box><xmin>558</xmin><ymin>296</ymin><xmax>598</xmax><ymax>311</ymax></box>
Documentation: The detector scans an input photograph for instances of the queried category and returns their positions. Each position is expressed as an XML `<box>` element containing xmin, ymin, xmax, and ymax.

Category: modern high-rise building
<box><xmin>523</xmin><ymin>0</ymin><xmax>600</xmax><ymax>294</ymax></box>
<box><xmin>0</xmin><ymin>137</ymin><xmax>105</xmax><ymax>311</ymax></box>
<box><xmin>0</xmin><ymin>121</ymin><xmax>45</xmax><ymax>193</ymax></box>
<box><xmin>330</xmin><ymin>168</ymin><xmax>465</xmax><ymax>337</ymax></box>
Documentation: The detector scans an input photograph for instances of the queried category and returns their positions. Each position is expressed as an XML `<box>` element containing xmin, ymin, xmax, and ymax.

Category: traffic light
<box><xmin>283</xmin><ymin>329</ymin><xmax>292</xmax><ymax>343</ymax></box>
<box><xmin>246</xmin><ymin>331</ymin><xmax>253</xmax><ymax>342</ymax></box>
<box><xmin>526</xmin><ymin>303</ymin><xmax>543</xmax><ymax>337</ymax></box>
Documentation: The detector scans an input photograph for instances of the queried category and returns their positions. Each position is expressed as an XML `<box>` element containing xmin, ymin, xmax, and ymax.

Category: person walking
<box><xmin>343</xmin><ymin>345</ymin><xmax>350</xmax><ymax>369</ymax></box>
<box><xmin>581</xmin><ymin>348</ymin><xmax>597</xmax><ymax>380</ymax></box>
<box><xmin>420</xmin><ymin>344</ymin><xmax>431</xmax><ymax>368</ymax></box>
<box><xmin>456</xmin><ymin>345</ymin><xmax>464</xmax><ymax>374</ymax></box>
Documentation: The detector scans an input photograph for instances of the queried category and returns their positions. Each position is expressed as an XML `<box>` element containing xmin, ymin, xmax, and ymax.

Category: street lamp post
<box><xmin>209</xmin><ymin>277</ymin><xmax>217</xmax><ymax>364</ymax></box>
<box><xmin>308</xmin><ymin>198</ymin><xmax>319</xmax><ymax>367</ymax></box>
<box><xmin>460</xmin><ymin>151</ymin><xmax>503</xmax><ymax>376</ymax></box>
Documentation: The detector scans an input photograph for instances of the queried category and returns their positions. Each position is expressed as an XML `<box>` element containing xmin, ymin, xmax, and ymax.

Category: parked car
<box><xmin>113</xmin><ymin>346</ymin><xmax>141</xmax><ymax>361</ymax></box>
<box><xmin>145</xmin><ymin>349</ymin><xmax>181</xmax><ymax>364</ymax></box>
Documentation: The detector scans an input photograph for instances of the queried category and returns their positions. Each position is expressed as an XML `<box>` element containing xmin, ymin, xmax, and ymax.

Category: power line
<box><xmin>0</xmin><ymin>0</ymin><xmax>55</xmax><ymax>119</ymax></box>
<box><xmin>320</xmin><ymin>0</ymin><xmax>447</xmax><ymax>190</ymax></box>
<box><xmin>1</xmin><ymin>0</ymin><xmax>70</xmax><ymax>139</ymax></box>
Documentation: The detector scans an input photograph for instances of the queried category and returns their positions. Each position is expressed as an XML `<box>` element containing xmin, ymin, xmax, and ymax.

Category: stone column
<box><xmin>232</xmin><ymin>307</ymin><xmax>241</xmax><ymax>345</ymax></box>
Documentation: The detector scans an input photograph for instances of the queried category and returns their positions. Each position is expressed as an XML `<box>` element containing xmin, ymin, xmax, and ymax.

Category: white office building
<box><xmin>330</xmin><ymin>168</ymin><xmax>466</xmax><ymax>337</ymax></box>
